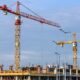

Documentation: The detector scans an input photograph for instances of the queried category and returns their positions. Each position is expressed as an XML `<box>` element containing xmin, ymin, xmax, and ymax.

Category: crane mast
<box><xmin>15</xmin><ymin>1</ymin><xmax>21</xmax><ymax>70</ymax></box>
<box><xmin>73</xmin><ymin>33</ymin><xmax>77</xmax><ymax>69</ymax></box>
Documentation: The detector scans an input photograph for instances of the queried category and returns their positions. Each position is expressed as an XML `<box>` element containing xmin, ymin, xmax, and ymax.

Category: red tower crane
<box><xmin>0</xmin><ymin>1</ymin><xmax>62</xmax><ymax>70</ymax></box>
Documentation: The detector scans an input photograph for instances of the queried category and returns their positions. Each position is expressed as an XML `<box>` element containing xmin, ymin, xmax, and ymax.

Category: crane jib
<box><xmin>0</xmin><ymin>5</ymin><xmax>60</xmax><ymax>28</ymax></box>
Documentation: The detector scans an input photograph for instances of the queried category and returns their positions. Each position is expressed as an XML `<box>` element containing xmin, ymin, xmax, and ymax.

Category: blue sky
<box><xmin>0</xmin><ymin>0</ymin><xmax>80</xmax><ymax>69</ymax></box>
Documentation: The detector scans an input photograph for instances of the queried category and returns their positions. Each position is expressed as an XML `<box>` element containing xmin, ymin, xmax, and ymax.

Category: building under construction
<box><xmin>0</xmin><ymin>64</ymin><xmax>80</xmax><ymax>80</ymax></box>
<box><xmin>0</xmin><ymin>1</ymin><xmax>80</xmax><ymax>80</ymax></box>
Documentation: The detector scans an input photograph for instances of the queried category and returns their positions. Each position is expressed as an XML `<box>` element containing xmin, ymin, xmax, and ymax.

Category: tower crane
<box><xmin>53</xmin><ymin>33</ymin><xmax>80</xmax><ymax>69</ymax></box>
<box><xmin>0</xmin><ymin>1</ymin><xmax>63</xmax><ymax>70</ymax></box>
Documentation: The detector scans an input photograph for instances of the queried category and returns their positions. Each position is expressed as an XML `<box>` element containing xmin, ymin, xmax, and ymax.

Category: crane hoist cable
<box><xmin>20</xmin><ymin>3</ymin><xmax>42</xmax><ymax>18</ymax></box>
<box><xmin>20</xmin><ymin>2</ymin><xmax>70</xmax><ymax>34</ymax></box>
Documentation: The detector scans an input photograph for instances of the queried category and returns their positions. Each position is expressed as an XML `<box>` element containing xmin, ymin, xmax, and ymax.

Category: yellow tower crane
<box><xmin>53</xmin><ymin>33</ymin><xmax>80</xmax><ymax>69</ymax></box>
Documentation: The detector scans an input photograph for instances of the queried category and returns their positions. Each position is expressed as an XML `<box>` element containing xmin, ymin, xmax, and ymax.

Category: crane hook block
<box><xmin>2</xmin><ymin>5</ymin><xmax>8</xmax><ymax>15</ymax></box>
<box><xmin>3</xmin><ymin>11</ymin><xmax>7</xmax><ymax>15</ymax></box>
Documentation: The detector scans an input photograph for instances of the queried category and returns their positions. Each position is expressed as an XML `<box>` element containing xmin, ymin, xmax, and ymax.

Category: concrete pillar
<box><xmin>15</xmin><ymin>76</ymin><xmax>18</xmax><ymax>80</ymax></box>
<box><xmin>63</xmin><ymin>68</ymin><xmax>65</xmax><ymax>75</ymax></box>
<box><xmin>69</xmin><ymin>69</ymin><xmax>72</xmax><ymax>80</ymax></box>
<box><xmin>23</xmin><ymin>76</ymin><xmax>28</xmax><ymax>80</ymax></box>
<box><xmin>69</xmin><ymin>68</ymin><xmax>72</xmax><ymax>80</ymax></box>
<box><xmin>47</xmin><ymin>77</ymin><xmax>49</xmax><ymax>80</ymax></box>
<box><xmin>0</xmin><ymin>77</ymin><xmax>2</xmax><ymax>80</ymax></box>
<box><xmin>28</xmin><ymin>76</ymin><xmax>31</xmax><ymax>80</ymax></box>
<box><xmin>25</xmin><ymin>76</ymin><xmax>28</xmax><ymax>80</ymax></box>
<box><xmin>76</xmin><ymin>69</ymin><xmax>78</xmax><ymax>80</ymax></box>
<box><xmin>23</xmin><ymin>76</ymin><xmax>27</xmax><ymax>80</ymax></box>
<box><xmin>76</xmin><ymin>69</ymin><xmax>78</xmax><ymax>75</ymax></box>
<box><xmin>38</xmin><ymin>76</ymin><xmax>41</xmax><ymax>80</ymax></box>
<box><xmin>70</xmin><ymin>69</ymin><xmax>72</xmax><ymax>75</ymax></box>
